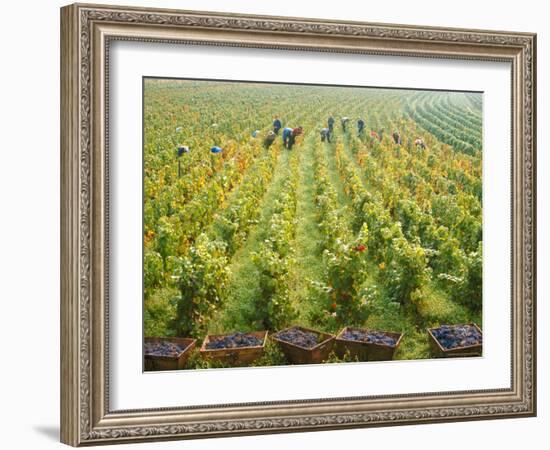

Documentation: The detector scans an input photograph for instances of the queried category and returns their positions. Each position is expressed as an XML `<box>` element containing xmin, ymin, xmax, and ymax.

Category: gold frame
<box><xmin>60</xmin><ymin>3</ymin><xmax>537</xmax><ymax>446</ymax></box>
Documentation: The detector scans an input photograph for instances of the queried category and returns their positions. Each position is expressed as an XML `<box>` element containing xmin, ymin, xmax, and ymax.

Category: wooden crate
<box><xmin>335</xmin><ymin>327</ymin><xmax>403</xmax><ymax>361</ymax></box>
<box><xmin>271</xmin><ymin>326</ymin><xmax>335</xmax><ymax>365</ymax></box>
<box><xmin>428</xmin><ymin>323</ymin><xmax>483</xmax><ymax>358</ymax></box>
<box><xmin>200</xmin><ymin>331</ymin><xmax>268</xmax><ymax>366</ymax></box>
<box><xmin>144</xmin><ymin>337</ymin><xmax>196</xmax><ymax>371</ymax></box>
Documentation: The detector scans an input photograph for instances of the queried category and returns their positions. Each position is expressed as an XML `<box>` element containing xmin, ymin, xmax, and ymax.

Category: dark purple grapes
<box><xmin>341</xmin><ymin>329</ymin><xmax>397</xmax><ymax>346</ymax></box>
<box><xmin>144</xmin><ymin>341</ymin><xmax>187</xmax><ymax>358</ymax></box>
<box><xmin>431</xmin><ymin>324</ymin><xmax>482</xmax><ymax>350</ymax></box>
<box><xmin>275</xmin><ymin>327</ymin><xmax>321</xmax><ymax>349</ymax></box>
<box><xmin>205</xmin><ymin>332</ymin><xmax>263</xmax><ymax>350</ymax></box>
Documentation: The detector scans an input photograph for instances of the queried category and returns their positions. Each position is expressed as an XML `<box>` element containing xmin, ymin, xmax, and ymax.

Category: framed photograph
<box><xmin>60</xmin><ymin>3</ymin><xmax>537</xmax><ymax>446</ymax></box>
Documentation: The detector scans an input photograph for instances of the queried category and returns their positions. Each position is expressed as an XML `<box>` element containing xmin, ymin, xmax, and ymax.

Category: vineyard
<box><xmin>143</xmin><ymin>78</ymin><xmax>483</xmax><ymax>369</ymax></box>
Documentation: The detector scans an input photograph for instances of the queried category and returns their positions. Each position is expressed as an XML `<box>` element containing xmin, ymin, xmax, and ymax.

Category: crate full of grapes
<box><xmin>335</xmin><ymin>327</ymin><xmax>403</xmax><ymax>361</ymax></box>
<box><xmin>200</xmin><ymin>331</ymin><xmax>268</xmax><ymax>366</ymax></box>
<box><xmin>428</xmin><ymin>324</ymin><xmax>483</xmax><ymax>358</ymax></box>
<box><xmin>144</xmin><ymin>337</ymin><xmax>196</xmax><ymax>371</ymax></box>
<box><xmin>271</xmin><ymin>326</ymin><xmax>335</xmax><ymax>365</ymax></box>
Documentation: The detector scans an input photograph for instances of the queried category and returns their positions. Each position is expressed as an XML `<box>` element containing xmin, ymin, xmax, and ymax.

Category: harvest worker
<box><xmin>273</xmin><ymin>117</ymin><xmax>282</xmax><ymax>134</ymax></box>
<box><xmin>210</xmin><ymin>146</ymin><xmax>223</xmax><ymax>154</ymax></box>
<box><xmin>414</xmin><ymin>137</ymin><xmax>426</xmax><ymax>149</ymax></box>
<box><xmin>392</xmin><ymin>130</ymin><xmax>401</xmax><ymax>145</ymax></box>
<box><xmin>341</xmin><ymin>116</ymin><xmax>350</xmax><ymax>132</ymax></box>
<box><xmin>176</xmin><ymin>145</ymin><xmax>190</xmax><ymax>178</ymax></box>
<box><xmin>282</xmin><ymin>127</ymin><xmax>293</xmax><ymax>148</ymax></box>
<box><xmin>283</xmin><ymin>126</ymin><xmax>303</xmax><ymax>149</ymax></box>
<box><xmin>320</xmin><ymin>127</ymin><xmax>331</xmax><ymax>143</ymax></box>
<box><xmin>177</xmin><ymin>145</ymin><xmax>190</xmax><ymax>157</ymax></box>
<box><xmin>357</xmin><ymin>118</ymin><xmax>365</xmax><ymax>136</ymax></box>
<box><xmin>288</xmin><ymin>126</ymin><xmax>304</xmax><ymax>149</ymax></box>
<box><xmin>327</xmin><ymin>115</ymin><xmax>335</xmax><ymax>133</ymax></box>
<box><xmin>263</xmin><ymin>131</ymin><xmax>277</xmax><ymax>148</ymax></box>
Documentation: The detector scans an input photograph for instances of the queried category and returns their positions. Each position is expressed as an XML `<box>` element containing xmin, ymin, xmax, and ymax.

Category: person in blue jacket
<box><xmin>282</xmin><ymin>126</ymin><xmax>303</xmax><ymax>149</ymax></box>
<box><xmin>357</xmin><ymin>118</ymin><xmax>365</xmax><ymax>136</ymax></box>
<box><xmin>273</xmin><ymin>117</ymin><xmax>282</xmax><ymax>134</ymax></box>
<box><xmin>282</xmin><ymin>127</ymin><xmax>293</xmax><ymax>148</ymax></box>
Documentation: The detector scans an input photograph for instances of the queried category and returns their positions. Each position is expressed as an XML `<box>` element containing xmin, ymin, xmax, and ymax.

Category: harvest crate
<box><xmin>144</xmin><ymin>337</ymin><xmax>196</xmax><ymax>371</ymax></box>
<box><xmin>200</xmin><ymin>331</ymin><xmax>268</xmax><ymax>366</ymax></box>
<box><xmin>271</xmin><ymin>326</ymin><xmax>335</xmax><ymax>365</ymax></box>
<box><xmin>335</xmin><ymin>327</ymin><xmax>403</xmax><ymax>361</ymax></box>
<box><xmin>428</xmin><ymin>323</ymin><xmax>483</xmax><ymax>358</ymax></box>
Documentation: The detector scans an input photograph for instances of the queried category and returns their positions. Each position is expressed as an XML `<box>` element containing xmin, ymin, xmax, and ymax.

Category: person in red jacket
<box><xmin>284</xmin><ymin>126</ymin><xmax>303</xmax><ymax>149</ymax></box>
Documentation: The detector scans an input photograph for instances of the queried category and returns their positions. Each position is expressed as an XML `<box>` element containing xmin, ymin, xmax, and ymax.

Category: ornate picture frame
<box><xmin>60</xmin><ymin>3</ymin><xmax>536</xmax><ymax>446</ymax></box>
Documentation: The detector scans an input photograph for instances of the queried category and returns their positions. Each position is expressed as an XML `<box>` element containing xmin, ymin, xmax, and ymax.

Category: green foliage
<box><xmin>321</xmin><ymin>229</ymin><xmax>371</xmax><ymax>326</ymax></box>
<box><xmin>212</xmin><ymin>148</ymin><xmax>280</xmax><ymax>254</ymax></box>
<box><xmin>460</xmin><ymin>242</ymin><xmax>482</xmax><ymax>310</ymax></box>
<box><xmin>382</xmin><ymin>236</ymin><xmax>429</xmax><ymax>305</ymax></box>
<box><xmin>427</xmin><ymin>227</ymin><xmax>467</xmax><ymax>276</ymax></box>
<box><xmin>185</xmin><ymin>349</ymin><xmax>232</xmax><ymax>370</ymax></box>
<box><xmin>173</xmin><ymin>234</ymin><xmax>230</xmax><ymax>338</ymax></box>
<box><xmin>249</xmin><ymin>155</ymin><xmax>300</xmax><ymax>330</ymax></box>
<box><xmin>358</xmin><ymin>283</ymin><xmax>401</xmax><ymax>319</ymax></box>
<box><xmin>155</xmin><ymin>217</ymin><xmax>178</xmax><ymax>266</ymax></box>
<box><xmin>251</xmin><ymin>244</ymin><xmax>296</xmax><ymax>330</ymax></box>
<box><xmin>144</xmin><ymin>250</ymin><xmax>164</xmax><ymax>300</ymax></box>
<box><xmin>144</xmin><ymin>288</ymin><xmax>178</xmax><ymax>337</ymax></box>
<box><xmin>324</xmin><ymin>350</ymin><xmax>360</xmax><ymax>364</ymax></box>
<box><xmin>250</xmin><ymin>340</ymin><xmax>288</xmax><ymax>367</ymax></box>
